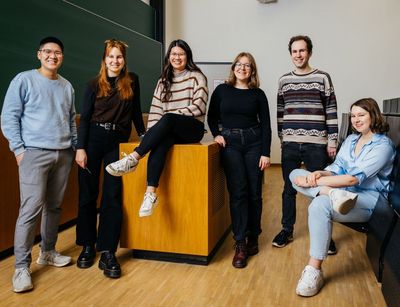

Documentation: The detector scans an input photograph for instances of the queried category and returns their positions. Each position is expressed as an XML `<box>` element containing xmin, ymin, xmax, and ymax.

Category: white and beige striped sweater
<box><xmin>147</xmin><ymin>70</ymin><xmax>208</xmax><ymax>130</ymax></box>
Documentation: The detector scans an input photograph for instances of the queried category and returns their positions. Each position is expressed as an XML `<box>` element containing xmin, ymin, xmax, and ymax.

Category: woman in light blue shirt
<box><xmin>289</xmin><ymin>98</ymin><xmax>396</xmax><ymax>297</ymax></box>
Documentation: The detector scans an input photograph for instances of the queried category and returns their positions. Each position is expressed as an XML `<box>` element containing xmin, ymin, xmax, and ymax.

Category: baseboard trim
<box><xmin>132</xmin><ymin>227</ymin><xmax>231</xmax><ymax>265</ymax></box>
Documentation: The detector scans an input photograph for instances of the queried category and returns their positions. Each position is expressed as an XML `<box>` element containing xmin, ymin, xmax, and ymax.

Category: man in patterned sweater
<box><xmin>272</xmin><ymin>35</ymin><xmax>339</xmax><ymax>250</ymax></box>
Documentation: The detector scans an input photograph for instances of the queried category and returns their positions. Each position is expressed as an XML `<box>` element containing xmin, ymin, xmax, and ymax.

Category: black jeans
<box><xmin>76</xmin><ymin>124</ymin><xmax>128</xmax><ymax>252</ymax></box>
<box><xmin>281</xmin><ymin>142</ymin><xmax>329</xmax><ymax>232</ymax></box>
<box><xmin>221</xmin><ymin>126</ymin><xmax>263</xmax><ymax>241</ymax></box>
<box><xmin>135</xmin><ymin>113</ymin><xmax>204</xmax><ymax>187</ymax></box>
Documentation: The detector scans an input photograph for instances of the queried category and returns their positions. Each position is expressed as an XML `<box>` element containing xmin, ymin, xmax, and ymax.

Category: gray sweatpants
<box><xmin>14</xmin><ymin>148</ymin><xmax>74</xmax><ymax>268</ymax></box>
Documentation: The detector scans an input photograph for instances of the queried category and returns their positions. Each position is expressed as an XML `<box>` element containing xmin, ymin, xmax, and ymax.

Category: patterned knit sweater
<box><xmin>277</xmin><ymin>69</ymin><xmax>338</xmax><ymax>147</ymax></box>
<box><xmin>147</xmin><ymin>70</ymin><xmax>208</xmax><ymax>130</ymax></box>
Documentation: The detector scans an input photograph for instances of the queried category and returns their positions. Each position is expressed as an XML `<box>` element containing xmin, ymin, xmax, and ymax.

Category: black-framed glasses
<box><xmin>235</xmin><ymin>62</ymin><xmax>251</xmax><ymax>70</ymax></box>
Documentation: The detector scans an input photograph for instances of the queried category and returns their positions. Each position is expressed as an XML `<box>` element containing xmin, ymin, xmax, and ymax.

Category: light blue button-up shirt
<box><xmin>325</xmin><ymin>133</ymin><xmax>395</xmax><ymax>203</ymax></box>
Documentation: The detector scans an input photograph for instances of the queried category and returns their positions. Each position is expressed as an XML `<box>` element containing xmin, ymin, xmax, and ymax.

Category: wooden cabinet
<box><xmin>119</xmin><ymin>141</ymin><xmax>231</xmax><ymax>264</ymax></box>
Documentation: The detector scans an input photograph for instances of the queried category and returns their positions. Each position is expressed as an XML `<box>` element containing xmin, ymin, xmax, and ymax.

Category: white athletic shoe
<box><xmin>36</xmin><ymin>250</ymin><xmax>71</xmax><ymax>267</ymax></box>
<box><xmin>12</xmin><ymin>267</ymin><xmax>33</xmax><ymax>293</ymax></box>
<box><xmin>329</xmin><ymin>189</ymin><xmax>358</xmax><ymax>215</ymax></box>
<box><xmin>296</xmin><ymin>265</ymin><xmax>324</xmax><ymax>297</ymax></box>
<box><xmin>139</xmin><ymin>192</ymin><xmax>158</xmax><ymax>217</ymax></box>
<box><xmin>106</xmin><ymin>153</ymin><xmax>138</xmax><ymax>176</ymax></box>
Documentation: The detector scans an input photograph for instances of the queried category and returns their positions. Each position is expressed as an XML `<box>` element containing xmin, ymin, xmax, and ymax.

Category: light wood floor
<box><xmin>0</xmin><ymin>166</ymin><xmax>386</xmax><ymax>306</ymax></box>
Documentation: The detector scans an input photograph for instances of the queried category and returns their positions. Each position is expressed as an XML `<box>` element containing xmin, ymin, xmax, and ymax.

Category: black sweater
<box><xmin>77</xmin><ymin>72</ymin><xmax>145</xmax><ymax>149</ymax></box>
<box><xmin>207</xmin><ymin>83</ymin><xmax>272</xmax><ymax>156</ymax></box>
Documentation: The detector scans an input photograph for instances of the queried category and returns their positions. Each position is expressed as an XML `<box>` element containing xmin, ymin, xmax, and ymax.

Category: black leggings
<box><xmin>135</xmin><ymin>113</ymin><xmax>204</xmax><ymax>187</ymax></box>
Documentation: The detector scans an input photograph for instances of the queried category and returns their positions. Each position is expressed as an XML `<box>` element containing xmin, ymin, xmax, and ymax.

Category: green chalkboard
<box><xmin>0</xmin><ymin>0</ymin><xmax>162</xmax><ymax>112</ymax></box>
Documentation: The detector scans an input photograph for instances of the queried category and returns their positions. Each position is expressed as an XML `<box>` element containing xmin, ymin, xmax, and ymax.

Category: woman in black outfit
<box><xmin>207</xmin><ymin>52</ymin><xmax>272</xmax><ymax>269</ymax></box>
<box><xmin>75</xmin><ymin>39</ymin><xmax>145</xmax><ymax>278</ymax></box>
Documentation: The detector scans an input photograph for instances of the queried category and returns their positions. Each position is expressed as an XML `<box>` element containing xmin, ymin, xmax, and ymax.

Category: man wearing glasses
<box><xmin>273</xmin><ymin>35</ymin><xmax>338</xmax><ymax>250</ymax></box>
<box><xmin>1</xmin><ymin>36</ymin><xmax>77</xmax><ymax>292</ymax></box>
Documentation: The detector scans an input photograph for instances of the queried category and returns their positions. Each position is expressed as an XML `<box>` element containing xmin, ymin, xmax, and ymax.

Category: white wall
<box><xmin>166</xmin><ymin>0</ymin><xmax>400</xmax><ymax>163</ymax></box>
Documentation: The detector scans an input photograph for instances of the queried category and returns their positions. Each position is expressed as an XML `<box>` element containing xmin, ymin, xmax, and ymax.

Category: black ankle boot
<box><xmin>77</xmin><ymin>245</ymin><xmax>96</xmax><ymax>269</ymax></box>
<box><xmin>99</xmin><ymin>251</ymin><xmax>121</xmax><ymax>278</ymax></box>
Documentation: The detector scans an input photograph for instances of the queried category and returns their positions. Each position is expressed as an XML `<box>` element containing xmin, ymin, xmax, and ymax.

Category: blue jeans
<box><xmin>281</xmin><ymin>142</ymin><xmax>329</xmax><ymax>232</ymax></box>
<box><xmin>221</xmin><ymin>126</ymin><xmax>263</xmax><ymax>241</ymax></box>
<box><xmin>289</xmin><ymin>168</ymin><xmax>378</xmax><ymax>260</ymax></box>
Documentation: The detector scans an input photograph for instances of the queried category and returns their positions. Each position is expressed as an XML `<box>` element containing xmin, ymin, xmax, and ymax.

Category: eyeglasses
<box><xmin>171</xmin><ymin>52</ymin><xmax>186</xmax><ymax>58</ymax></box>
<box><xmin>235</xmin><ymin>62</ymin><xmax>251</xmax><ymax>70</ymax></box>
<box><xmin>39</xmin><ymin>49</ymin><xmax>63</xmax><ymax>57</ymax></box>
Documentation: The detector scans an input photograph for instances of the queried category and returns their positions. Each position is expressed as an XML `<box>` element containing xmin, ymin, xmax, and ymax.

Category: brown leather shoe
<box><xmin>247</xmin><ymin>236</ymin><xmax>259</xmax><ymax>256</ymax></box>
<box><xmin>232</xmin><ymin>241</ymin><xmax>248</xmax><ymax>268</ymax></box>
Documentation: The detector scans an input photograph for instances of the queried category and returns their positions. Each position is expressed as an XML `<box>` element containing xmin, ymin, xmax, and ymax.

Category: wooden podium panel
<box><xmin>119</xmin><ymin>141</ymin><xmax>231</xmax><ymax>264</ymax></box>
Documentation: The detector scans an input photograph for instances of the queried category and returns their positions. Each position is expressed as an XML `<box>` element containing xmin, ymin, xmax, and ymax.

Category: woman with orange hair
<box><xmin>75</xmin><ymin>39</ymin><xmax>145</xmax><ymax>278</ymax></box>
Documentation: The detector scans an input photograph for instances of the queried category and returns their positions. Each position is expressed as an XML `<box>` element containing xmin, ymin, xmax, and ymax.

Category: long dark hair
<box><xmin>160</xmin><ymin>39</ymin><xmax>203</xmax><ymax>102</ymax></box>
<box><xmin>350</xmin><ymin>98</ymin><xmax>389</xmax><ymax>134</ymax></box>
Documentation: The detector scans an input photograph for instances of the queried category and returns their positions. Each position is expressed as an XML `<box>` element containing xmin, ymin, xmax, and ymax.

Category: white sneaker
<box><xmin>36</xmin><ymin>250</ymin><xmax>71</xmax><ymax>267</ymax></box>
<box><xmin>296</xmin><ymin>265</ymin><xmax>324</xmax><ymax>297</ymax></box>
<box><xmin>106</xmin><ymin>152</ymin><xmax>138</xmax><ymax>177</ymax></box>
<box><xmin>139</xmin><ymin>192</ymin><xmax>158</xmax><ymax>217</ymax></box>
<box><xmin>329</xmin><ymin>189</ymin><xmax>358</xmax><ymax>215</ymax></box>
<box><xmin>12</xmin><ymin>268</ymin><xmax>33</xmax><ymax>293</ymax></box>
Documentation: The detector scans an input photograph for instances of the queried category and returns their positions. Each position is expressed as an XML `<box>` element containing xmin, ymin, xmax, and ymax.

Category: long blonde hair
<box><xmin>97</xmin><ymin>39</ymin><xmax>133</xmax><ymax>100</ymax></box>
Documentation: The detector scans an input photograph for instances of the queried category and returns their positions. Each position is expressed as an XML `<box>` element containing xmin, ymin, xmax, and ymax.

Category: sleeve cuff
<box><xmin>328</xmin><ymin>140</ymin><xmax>337</xmax><ymax>148</ymax></box>
<box><xmin>324</xmin><ymin>163</ymin><xmax>341</xmax><ymax>175</ymax></box>
<box><xmin>14</xmin><ymin>147</ymin><xmax>26</xmax><ymax>157</ymax></box>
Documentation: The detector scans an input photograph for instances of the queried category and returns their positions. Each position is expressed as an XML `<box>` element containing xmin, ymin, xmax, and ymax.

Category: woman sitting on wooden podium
<box><xmin>106</xmin><ymin>39</ymin><xmax>208</xmax><ymax>218</ymax></box>
<box><xmin>207</xmin><ymin>52</ymin><xmax>272</xmax><ymax>269</ymax></box>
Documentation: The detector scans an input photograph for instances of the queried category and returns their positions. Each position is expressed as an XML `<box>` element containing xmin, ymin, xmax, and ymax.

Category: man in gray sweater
<box><xmin>1</xmin><ymin>36</ymin><xmax>77</xmax><ymax>293</ymax></box>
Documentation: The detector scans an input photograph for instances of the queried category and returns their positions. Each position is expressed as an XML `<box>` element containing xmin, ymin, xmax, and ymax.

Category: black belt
<box><xmin>223</xmin><ymin>125</ymin><xmax>260</xmax><ymax>134</ymax></box>
<box><xmin>93</xmin><ymin>122</ymin><xmax>119</xmax><ymax>131</ymax></box>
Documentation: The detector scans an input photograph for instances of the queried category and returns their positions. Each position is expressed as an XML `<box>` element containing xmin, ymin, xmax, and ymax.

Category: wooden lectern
<box><xmin>119</xmin><ymin>141</ymin><xmax>231</xmax><ymax>264</ymax></box>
